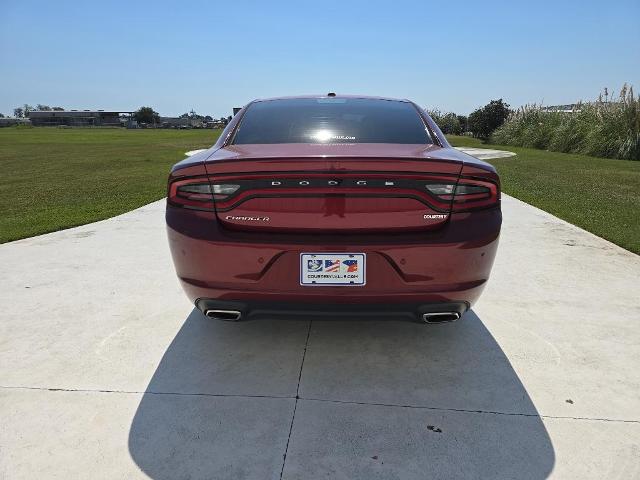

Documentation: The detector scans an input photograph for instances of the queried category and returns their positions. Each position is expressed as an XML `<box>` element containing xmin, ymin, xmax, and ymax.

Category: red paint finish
<box><xmin>166</xmin><ymin>95</ymin><xmax>501</xmax><ymax>319</ymax></box>
<box><xmin>167</xmin><ymin>206</ymin><xmax>500</xmax><ymax>304</ymax></box>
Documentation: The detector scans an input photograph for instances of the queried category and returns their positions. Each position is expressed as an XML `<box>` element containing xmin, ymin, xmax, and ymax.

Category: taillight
<box><xmin>425</xmin><ymin>183</ymin><xmax>455</xmax><ymax>196</ymax></box>
<box><xmin>168</xmin><ymin>176</ymin><xmax>240</xmax><ymax>210</ymax></box>
<box><xmin>211</xmin><ymin>184</ymin><xmax>240</xmax><ymax>195</ymax></box>
<box><xmin>425</xmin><ymin>178</ymin><xmax>499</xmax><ymax>212</ymax></box>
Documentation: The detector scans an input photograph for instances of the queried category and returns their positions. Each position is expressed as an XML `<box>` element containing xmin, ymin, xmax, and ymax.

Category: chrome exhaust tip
<box><xmin>421</xmin><ymin>312</ymin><xmax>461</xmax><ymax>324</ymax></box>
<box><xmin>204</xmin><ymin>309</ymin><xmax>242</xmax><ymax>321</ymax></box>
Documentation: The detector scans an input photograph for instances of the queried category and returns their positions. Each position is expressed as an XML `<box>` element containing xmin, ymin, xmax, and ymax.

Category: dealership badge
<box><xmin>307</xmin><ymin>259</ymin><xmax>323</xmax><ymax>272</ymax></box>
<box><xmin>342</xmin><ymin>259</ymin><xmax>358</xmax><ymax>272</ymax></box>
<box><xmin>324</xmin><ymin>259</ymin><xmax>341</xmax><ymax>272</ymax></box>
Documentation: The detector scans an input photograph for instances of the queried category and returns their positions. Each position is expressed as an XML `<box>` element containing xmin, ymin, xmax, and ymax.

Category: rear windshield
<box><xmin>231</xmin><ymin>98</ymin><xmax>432</xmax><ymax>145</ymax></box>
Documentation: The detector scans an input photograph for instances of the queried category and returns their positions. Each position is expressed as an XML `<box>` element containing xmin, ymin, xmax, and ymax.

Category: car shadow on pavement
<box><xmin>128</xmin><ymin>308</ymin><xmax>555</xmax><ymax>479</ymax></box>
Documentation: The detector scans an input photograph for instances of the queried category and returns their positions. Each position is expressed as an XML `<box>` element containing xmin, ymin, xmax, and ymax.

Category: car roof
<box><xmin>251</xmin><ymin>94</ymin><xmax>412</xmax><ymax>103</ymax></box>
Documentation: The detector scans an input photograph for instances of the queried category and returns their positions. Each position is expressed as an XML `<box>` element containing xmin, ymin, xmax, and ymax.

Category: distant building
<box><xmin>540</xmin><ymin>104</ymin><xmax>581</xmax><ymax>113</ymax></box>
<box><xmin>204</xmin><ymin>120</ymin><xmax>228</xmax><ymax>129</ymax></box>
<box><xmin>541</xmin><ymin>102</ymin><xmax>624</xmax><ymax>113</ymax></box>
<box><xmin>27</xmin><ymin>110</ymin><xmax>133</xmax><ymax>127</ymax></box>
<box><xmin>0</xmin><ymin>118</ymin><xmax>31</xmax><ymax>127</ymax></box>
<box><xmin>159</xmin><ymin>116</ymin><xmax>203</xmax><ymax>128</ymax></box>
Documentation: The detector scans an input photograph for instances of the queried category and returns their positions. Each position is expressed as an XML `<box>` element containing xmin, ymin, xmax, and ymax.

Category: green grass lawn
<box><xmin>0</xmin><ymin>128</ymin><xmax>219</xmax><ymax>243</ymax></box>
<box><xmin>1</xmin><ymin>128</ymin><xmax>638</xmax><ymax>254</ymax></box>
<box><xmin>447</xmin><ymin>135</ymin><xmax>640</xmax><ymax>254</ymax></box>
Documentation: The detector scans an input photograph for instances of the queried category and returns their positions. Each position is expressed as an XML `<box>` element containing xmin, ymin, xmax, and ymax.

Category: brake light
<box><xmin>425</xmin><ymin>183</ymin><xmax>455</xmax><ymax>196</ymax></box>
<box><xmin>168</xmin><ymin>176</ymin><xmax>240</xmax><ymax>210</ymax></box>
<box><xmin>425</xmin><ymin>178</ymin><xmax>499</xmax><ymax>212</ymax></box>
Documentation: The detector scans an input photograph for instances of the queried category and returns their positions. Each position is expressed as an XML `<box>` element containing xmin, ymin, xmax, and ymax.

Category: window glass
<box><xmin>232</xmin><ymin>98</ymin><xmax>431</xmax><ymax>144</ymax></box>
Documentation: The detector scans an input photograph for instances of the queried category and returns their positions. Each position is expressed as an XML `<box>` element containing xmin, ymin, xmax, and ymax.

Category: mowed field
<box><xmin>447</xmin><ymin>135</ymin><xmax>640</xmax><ymax>254</ymax></box>
<box><xmin>0</xmin><ymin>128</ymin><xmax>219</xmax><ymax>243</ymax></box>
<box><xmin>1</xmin><ymin>128</ymin><xmax>638</xmax><ymax>254</ymax></box>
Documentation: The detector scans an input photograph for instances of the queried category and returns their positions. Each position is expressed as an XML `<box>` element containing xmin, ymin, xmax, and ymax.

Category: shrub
<box><xmin>427</xmin><ymin>109</ymin><xmax>463</xmax><ymax>135</ymax></box>
<box><xmin>468</xmin><ymin>99</ymin><xmax>511</xmax><ymax>139</ymax></box>
<box><xmin>492</xmin><ymin>85</ymin><xmax>640</xmax><ymax>160</ymax></box>
<box><xmin>134</xmin><ymin>106</ymin><xmax>160</xmax><ymax>125</ymax></box>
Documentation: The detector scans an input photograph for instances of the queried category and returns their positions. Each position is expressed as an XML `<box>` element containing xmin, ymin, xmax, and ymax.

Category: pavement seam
<box><xmin>279</xmin><ymin>319</ymin><xmax>313</xmax><ymax>480</ymax></box>
<box><xmin>2</xmin><ymin>384</ymin><xmax>638</xmax><ymax>425</ymax></box>
<box><xmin>298</xmin><ymin>396</ymin><xmax>640</xmax><ymax>424</ymax></box>
<box><xmin>0</xmin><ymin>385</ymin><xmax>292</xmax><ymax>400</ymax></box>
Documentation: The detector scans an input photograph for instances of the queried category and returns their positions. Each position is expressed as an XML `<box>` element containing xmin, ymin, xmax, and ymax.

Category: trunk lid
<box><xmin>204</xmin><ymin>144</ymin><xmax>466</xmax><ymax>233</ymax></box>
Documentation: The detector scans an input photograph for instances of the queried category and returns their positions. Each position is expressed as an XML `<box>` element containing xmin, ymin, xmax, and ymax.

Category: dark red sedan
<box><xmin>167</xmin><ymin>95</ymin><xmax>500</xmax><ymax>323</ymax></box>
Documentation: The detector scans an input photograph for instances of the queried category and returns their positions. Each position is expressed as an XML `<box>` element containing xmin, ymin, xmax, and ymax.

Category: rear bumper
<box><xmin>167</xmin><ymin>204</ymin><xmax>501</xmax><ymax>313</ymax></box>
<box><xmin>195</xmin><ymin>298</ymin><xmax>468</xmax><ymax>322</ymax></box>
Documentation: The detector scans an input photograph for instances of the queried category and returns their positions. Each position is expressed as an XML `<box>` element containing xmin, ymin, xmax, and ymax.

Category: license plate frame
<box><xmin>300</xmin><ymin>253</ymin><xmax>366</xmax><ymax>286</ymax></box>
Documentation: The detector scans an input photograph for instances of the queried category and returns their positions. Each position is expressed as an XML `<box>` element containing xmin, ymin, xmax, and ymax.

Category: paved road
<box><xmin>1</xmin><ymin>196</ymin><xmax>638</xmax><ymax>479</ymax></box>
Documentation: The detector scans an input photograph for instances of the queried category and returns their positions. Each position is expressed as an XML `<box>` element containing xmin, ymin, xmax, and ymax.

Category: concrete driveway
<box><xmin>1</xmin><ymin>196</ymin><xmax>639</xmax><ymax>479</ymax></box>
<box><xmin>454</xmin><ymin>146</ymin><xmax>516</xmax><ymax>160</ymax></box>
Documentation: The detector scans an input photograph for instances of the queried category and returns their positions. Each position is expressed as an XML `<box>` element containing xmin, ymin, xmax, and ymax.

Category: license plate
<box><xmin>300</xmin><ymin>253</ymin><xmax>366</xmax><ymax>286</ymax></box>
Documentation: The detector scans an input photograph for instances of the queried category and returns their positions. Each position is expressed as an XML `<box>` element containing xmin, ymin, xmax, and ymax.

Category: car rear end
<box><xmin>166</xmin><ymin>96</ymin><xmax>501</xmax><ymax>322</ymax></box>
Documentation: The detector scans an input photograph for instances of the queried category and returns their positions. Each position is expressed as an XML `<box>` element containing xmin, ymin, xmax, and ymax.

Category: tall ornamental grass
<box><xmin>492</xmin><ymin>85</ymin><xmax>640</xmax><ymax>160</ymax></box>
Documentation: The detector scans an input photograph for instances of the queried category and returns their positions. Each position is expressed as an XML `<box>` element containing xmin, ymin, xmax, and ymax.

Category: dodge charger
<box><xmin>166</xmin><ymin>95</ymin><xmax>501</xmax><ymax>323</ymax></box>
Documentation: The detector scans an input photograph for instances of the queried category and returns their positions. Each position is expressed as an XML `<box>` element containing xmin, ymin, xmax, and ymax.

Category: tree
<box><xmin>468</xmin><ymin>99</ymin><xmax>511</xmax><ymax>139</ymax></box>
<box><xmin>134</xmin><ymin>106</ymin><xmax>160</xmax><ymax>124</ymax></box>
<box><xmin>13</xmin><ymin>107</ymin><xmax>24</xmax><ymax>118</ymax></box>
<box><xmin>186</xmin><ymin>109</ymin><xmax>205</xmax><ymax>121</ymax></box>
<box><xmin>427</xmin><ymin>109</ymin><xmax>463</xmax><ymax>135</ymax></box>
<box><xmin>52</xmin><ymin>106</ymin><xmax>65</xmax><ymax>111</ymax></box>
<box><xmin>23</xmin><ymin>104</ymin><xmax>34</xmax><ymax>115</ymax></box>
<box><xmin>0</xmin><ymin>113</ymin><xmax>5</xmax><ymax>118</ymax></box>
<box><xmin>456</xmin><ymin>115</ymin><xmax>468</xmax><ymax>134</ymax></box>
<box><xmin>204</xmin><ymin>115</ymin><xmax>213</xmax><ymax>122</ymax></box>
<box><xmin>36</xmin><ymin>104</ymin><xmax>52</xmax><ymax>111</ymax></box>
